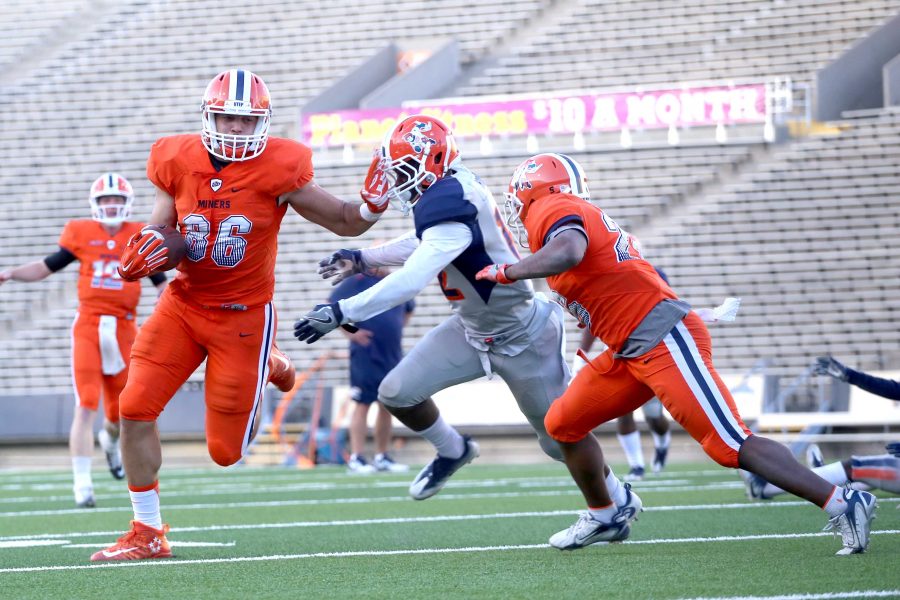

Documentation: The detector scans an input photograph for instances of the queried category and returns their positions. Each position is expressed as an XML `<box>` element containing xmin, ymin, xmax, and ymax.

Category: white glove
<box><xmin>696</xmin><ymin>297</ymin><xmax>741</xmax><ymax>324</ymax></box>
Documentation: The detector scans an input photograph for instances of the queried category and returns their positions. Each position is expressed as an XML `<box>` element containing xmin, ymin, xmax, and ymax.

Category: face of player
<box><xmin>95</xmin><ymin>195</ymin><xmax>126</xmax><ymax>212</ymax></box>
<box><xmin>214</xmin><ymin>114</ymin><xmax>259</xmax><ymax>142</ymax></box>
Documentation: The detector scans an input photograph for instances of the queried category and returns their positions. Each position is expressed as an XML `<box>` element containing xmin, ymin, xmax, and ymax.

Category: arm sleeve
<box><xmin>43</xmin><ymin>247</ymin><xmax>77</xmax><ymax>272</ymax></box>
<box><xmin>146</xmin><ymin>139</ymin><xmax>176</xmax><ymax>196</ymax></box>
<box><xmin>360</xmin><ymin>230</ymin><xmax>419</xmax><ymax>267</ymax></box>
<box><xmin>338</xmin><ymin>222</ymin><xmax>472</xmax><ymax>323</ymax></box>
<box><xmin>149</xmin><ymin>272</ymin><xmax>168</xmax><ymax>286</ymax></box>
<box><xmin>846</xmin><ymin>368</ymin><xmax>900</xmax><ymax>401</ymax></box>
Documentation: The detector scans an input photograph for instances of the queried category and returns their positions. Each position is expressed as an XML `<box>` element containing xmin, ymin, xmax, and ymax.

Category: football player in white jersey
<box><xmin>296</xmin><ymin>116</ymin><xmax>639</xmax><ymax>536</ymax></box>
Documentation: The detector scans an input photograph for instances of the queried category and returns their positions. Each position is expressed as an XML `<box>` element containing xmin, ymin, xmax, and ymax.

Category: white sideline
<box><xmin>2</xmin><ymin>498</ymin><xmax>898</xmax><ymax>542</ymax></box>
<box><xmin>0</xmin><ymin>531</ymin><xmax>898</xmax><ymax>575</ymax></box>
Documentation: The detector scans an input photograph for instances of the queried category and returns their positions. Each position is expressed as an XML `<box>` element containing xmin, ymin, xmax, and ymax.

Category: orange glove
<box><xmin>359</xmin><ymin>153</ymin><xmax>390</xmax><ymax>215</ymax></box>
<box><xmin>117</xmin><ymin>230</ymin><xmax>170</xmax><ymax>281</ymax></box>
<box><xmin>475</xmin><ymin>263</ymin><xmax>515</xmax><ymax>285</ymax></box>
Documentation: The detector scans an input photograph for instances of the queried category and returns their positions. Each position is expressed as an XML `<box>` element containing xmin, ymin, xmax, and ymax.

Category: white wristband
<box><xmin>359</xmin><ymin>203</ymin><xmax>382</xmax><ymax>223</ymax></box>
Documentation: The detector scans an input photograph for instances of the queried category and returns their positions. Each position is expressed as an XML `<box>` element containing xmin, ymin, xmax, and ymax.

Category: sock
<box><xmin>129</xmin><ymin>482</ymin><xmax>162</xmax><ymax>529</ymax></box>
<box><xmin>72</xmin><ymin>456</ymin><xmax>93</xmax><ymax>495</ymax></box>
<box><xmin>651</xmin><ymin>430</ymin><xmax>671</xmax><ymax>451</ymax></box>
<box><xmin>822</xmin><ymin>486</ymin><xmax>848</xmax><ymax>518</ymax></box>
<box><xmin>851</xmin><ymin>454</ymin><xmax>900</xmax><ymax>494</ymax></box>
<box><xmin>588</xmin><ymin>503</ymin><xmax>617</xmax><ymax>522</ymax></box>
<box><xmin>605</xmin><ymin>468</ymin><xmax>627</xmax><ymax>506</ymax></box>
<box><xmin>617</xmin><ymin>431</ymin><xmax>645</xmax><ymax>468</ymax></box>
<box><xmin>419</xmin><ymin>416</ymin><xmax>465</xmax><ymax>459</ymax></box>
<box><xmin>815</xmin><ymin>461</ymin><xmax>851</xmax><ymax>488</ymax></box>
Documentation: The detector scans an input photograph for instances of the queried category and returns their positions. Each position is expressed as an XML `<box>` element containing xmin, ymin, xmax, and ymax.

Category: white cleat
<box><xmin>346</xmin><ymin>454</ymin><xmax>376</xmax><ymax>474</ymax></box>
<box><xmin>97</xmin><ymin>429</ymin><xmax>125</xmax><ymax>480</ymax></box>
<box><xmin>409</xmin><ymin>436</ymin><xmax>479</xmax><ymax>500</ymax></box>
<box><xmin>549</xmin><ymin>510</ymin><xmax>631</xmax><ymax>550</ymax></box>
<box><xmin>374</xmin><ymin>453</ymin><xmax>409</xmax><ymax>473</ymax></box>
<box><xmin>823</xmin><ymin>488</ymin><xmax>877</xmax><ymax>555</ymax></box>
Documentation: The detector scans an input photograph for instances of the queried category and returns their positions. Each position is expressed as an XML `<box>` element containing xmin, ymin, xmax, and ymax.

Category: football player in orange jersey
<box><xmin>90</xmin><ymin>69</ymin><xmax>386</xmax><ymax>562</ymax></box>
<box><xmin>477</xmin><ymin>153</ymin><xmax>877</xmax><ymax>555</ymax></box>
<box><xmin>0</xmin><ymin>173</ymin><xmax>167</xmax><ymax>508</ymax></box>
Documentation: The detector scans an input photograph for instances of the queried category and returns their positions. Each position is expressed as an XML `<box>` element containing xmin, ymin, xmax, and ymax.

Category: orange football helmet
<box><xmin>201</xmin><ymin>69</ymin><xmax>271</xmax><ymax>161</ymax></box>
<box><xmin>504</xmin><ymin>153</ymin><xmax>590</xmax><ymax>246</ymax></box>
<box><xmin>89</xmin><ymin>172</ymin><xmax>134</xmax><ymax>225</ymax></box>
<box><xmin>377</xmin><ymin>114</ymin><xmax>459</xmax><ymax>213</ymax></box>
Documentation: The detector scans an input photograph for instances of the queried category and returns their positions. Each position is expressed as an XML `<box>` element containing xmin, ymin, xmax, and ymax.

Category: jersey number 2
<box><xmin>183</xmin><ymin>214</ymin><xmax>252</xmax><ymax>267</ymax></box>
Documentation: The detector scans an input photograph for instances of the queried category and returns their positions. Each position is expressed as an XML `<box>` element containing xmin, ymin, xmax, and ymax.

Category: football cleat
<box><xmin>374</xmin><ymin>452</ymin><xmax>409</xmax><ymax>473</ymax></box>
<box><xmin>823</xmin><ymin>489</ymin><xmax>877</xmax><ymax>555</ymax></box>
<box><xmin>624</xmin><ymin>466</ymin><xmax>645</xmax><ymax>482</ymax></box>
<box><xmin>90</xmin><ymin>521</ymin><xmax>172</xmax><ymax>561</ymax></box>
<box><xmin>806</xmin><ymin>443</ymin><xmax>825</xmax><ymax>469</ymax></box>
<box><xmin>652</xmin><ymin>446</ymin><xmax>669</xmax><ymax>473</ymax></box>
<box><xmin>346</xmin><ymin>454</ymin><xmax>376</xmax><ymax>474</ymax></box>
<box><xmin>739</xmin><ymin>469</ymin><xmax>774</xmax><ymax>500</ymax></box>
<box><xmin>267</xmin><ymin>345</ymin><xmax>296</xmax><ymax>392</ymax></box>
<box><xmin>75</xmin><ymin>493</ymin><xmax>96</xmax><ymax>509</ymax></box>
<box><xmin>97</xmin><ymin>429</ymin><xmax>125</xmax><ymax>480</ymax></box>
<box><xmin>618</xmin><ymin>482</ymin><xmax>643</xmax><ymax>524</ymax></box>
<box><xmin>409</xmin><ymin>436</ymin><xmax>479</xmax><ymax>500</ymax></box>
<box><xmin>549</xmin><ymin>510</ymin><xmax>632</xmax><ymax>550</ymax></box>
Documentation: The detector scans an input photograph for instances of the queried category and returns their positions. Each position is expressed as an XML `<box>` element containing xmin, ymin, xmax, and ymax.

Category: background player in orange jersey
<box><xmin>477</xmin><ymin>153</ymin><xmax>877</xmax><ymax>555</ymax></box>
<box><xmin>0</xmin><ymin>173</ymin><xmax>167</xmax><ymax>508</ymax></box>
<box><xmin>91</xmin><ymin>69</ymin><xmax>387</xmax><ymax>562</ymax></box>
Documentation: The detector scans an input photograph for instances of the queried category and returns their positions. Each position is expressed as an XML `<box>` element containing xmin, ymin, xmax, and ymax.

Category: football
<box><xmin>141</xmin><ymin>224</ymin><xmax>187</xmax><ymax>272</ymax></box>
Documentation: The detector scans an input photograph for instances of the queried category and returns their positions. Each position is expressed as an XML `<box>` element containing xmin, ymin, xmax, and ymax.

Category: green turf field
<box><xmin>0</xmin><ymin>461</ymin><xmax>897</xmax><ymax>599</ymax></box>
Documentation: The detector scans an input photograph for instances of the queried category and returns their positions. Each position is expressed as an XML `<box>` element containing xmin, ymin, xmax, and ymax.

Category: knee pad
<box><xmin>207</xmin><ymin>439</ymin><xmax>242</xmax><ymax>467</ymax></box>
<box><xmin>641</xmin><ymin>397</ymin><xmax>664</xmax><ymax>420</ymax></box>
<box><xmin>537</xmin><ymin>434</ymin><xmax>564</xmax><ymax>462</ymax></box>
<box><xmin>377</xmin><ymin>371</ymin><xmax>418</xmax><ymax>409</ymax></box>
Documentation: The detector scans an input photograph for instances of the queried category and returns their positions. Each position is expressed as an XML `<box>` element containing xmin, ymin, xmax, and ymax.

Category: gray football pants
<box><xmin>378</xmin><ymin>312</ymin><xmax>568</xmax><ymax>461</ymax></box>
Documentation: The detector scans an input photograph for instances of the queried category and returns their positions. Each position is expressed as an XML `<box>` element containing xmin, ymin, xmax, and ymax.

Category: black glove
<box><xmin>886</xmin><ymin>442</ymin><xmax>900</xmax><ymax>458</ymax></box>
<box><xmin>294</xmin><ymin>302</ymin><xmax>346</xmax><ymax>344</ymax></box>
<box><xmin>317</xmin><ymin>249</ymin><xmax>368</xmax><ymax>286</ymax></box>
<box><xmin>813</xmin><ymin>356</ymin><xmax>849</xmax><ymax>381</ymax></box>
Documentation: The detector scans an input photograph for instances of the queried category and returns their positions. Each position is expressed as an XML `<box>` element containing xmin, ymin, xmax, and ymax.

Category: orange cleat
<box><xmin>267</xmin><ymin>344</ymin><xmax>296</xmax><ymax>392</ymax></box>
<box><xmin>90</xmin><ymin>521</ymin><xmax>172</xmax><ymax>562</ymax></box>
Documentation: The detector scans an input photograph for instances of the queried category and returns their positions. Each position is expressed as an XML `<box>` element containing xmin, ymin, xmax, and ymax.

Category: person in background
<box><xmin>328</xmin><ymin>263</ymin><xmax>414</xmax><ymax>474</ymax></box>
<box><xmin>0</xmin><ymin>173</ymin><xmax>167</xmax><ymax>507</ymax></box>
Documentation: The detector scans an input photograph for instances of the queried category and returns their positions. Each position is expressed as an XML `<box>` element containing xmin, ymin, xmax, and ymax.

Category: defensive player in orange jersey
<box><xmin>476</xmin><ymin>153</ymin><xmax>877</xmax><ymax>555</ymax></box>
<box><xmin>0</xmin><ymin>173</ymin><xmax>167</xmax><ymax>508</ymax></box>
<box><xmin>90</xmin><ymin>69</ymin><xmax>386</xmax><ymax>562</ymax></box>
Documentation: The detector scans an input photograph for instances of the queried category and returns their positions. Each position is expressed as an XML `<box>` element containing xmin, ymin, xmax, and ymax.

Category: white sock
<box><xmin>651</xmin><ymin>430</ymin><xmax>671</xmax><ymax>450</ymax></box>
<box><xmin>617</xmin><ymin>432</ymin><xmax>645</xmax><ymax>468</ymax></box>
<box><xmin>419</xmin><ymin>416</ymin><xmax>465</xmax><ymax>459</ymax></box>
<box><xmin>72</xmin><ymin>456</ymin><xmax>93</xmax><ymax>495</ymax></box>
<box><xmin>763</xmin><ymin>461</ymin><xmax>850</xmax><ymax>499</ymax></box>
<box><xmin>129</xmin><ymin>485</ymin><xmax>162</xmax><ymax>529</ymax></box>
<box><xmin>822</xmin><ymin>486</ymin><xmax>849</xmax><ymax>518</ymax></box>
<box><xmin>588</xmin><ymin>503</ymin><xmax>617</xmax><ymax>521</ymax></box>
<box><xmin>605</xmin><ymin>468</ymin><xmax>627</xmax><ymax>506</ymax></box>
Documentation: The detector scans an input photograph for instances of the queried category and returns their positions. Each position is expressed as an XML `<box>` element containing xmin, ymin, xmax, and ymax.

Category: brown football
<box><xmin>141</xmin><ymin>224</ymin><xmax>187</xmax><ymax>272</ymax></box>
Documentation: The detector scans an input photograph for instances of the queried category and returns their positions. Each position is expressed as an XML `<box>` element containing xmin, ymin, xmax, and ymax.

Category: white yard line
<box><xmin>680</xmin><ymin>592</ymin><xmax>900</xmax><ymax>600</ymax></box>
<box><xmin>1</xmin><ymin>531</ymin><xmax>898</xmax><ymax>575</ymax></box>
<box><xmin>2</xmin><ymin>499</ymin><xmax>898</xmax><ymax>542</ymax></box>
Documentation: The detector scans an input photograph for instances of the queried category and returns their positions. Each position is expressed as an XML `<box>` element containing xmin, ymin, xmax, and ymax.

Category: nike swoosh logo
<box><xmin>102</xmin><ymin>547</ymin><xmax>138</xmax><ymax>558</ymax></box>
<box><xmin>239</xmin><ymin>333</ymin><xmax>253</xmax><ymax>337</ymax></box>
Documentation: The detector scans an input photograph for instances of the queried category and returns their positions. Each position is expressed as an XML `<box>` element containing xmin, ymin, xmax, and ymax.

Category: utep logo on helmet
<box><xmin>223</xmin><ymin>99</ymin><xmax>250</xmax><ymax>113</ymax></box>
<box><xmin>514</xmin><ymin>160</ymin><xmax>542</xmax><ymax>191</ymax></box>
<box><xmin>403</xmin><ymin>121</ymin><xmax>437</xmax><ymax>154</ymax></box>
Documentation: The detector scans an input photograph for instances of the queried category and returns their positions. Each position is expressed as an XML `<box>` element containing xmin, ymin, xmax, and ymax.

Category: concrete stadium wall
<box><xmin>816</xmin><ymin>12</ymin><xmax>900</xmax><ymax>120</ymax></box>
<box><xmin>883</xmin><ymin>53</ymin><xmax>900</xmax><ymax>107</ymax></box>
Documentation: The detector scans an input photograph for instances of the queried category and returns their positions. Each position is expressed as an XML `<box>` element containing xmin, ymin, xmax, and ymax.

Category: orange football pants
<box><xmin>546</xmin><ymin>312</ymin><xmax>751</xmax><ymax>468</ymax></box>
<box><xmin>71</xmin><ymin>312</ymin><xmax>137</xmax><ymax>423</ymax></box>
<box><xmin>119</xmin><ymin>291</ymin><xmax>275</xmax><ymax>466</ymax></box>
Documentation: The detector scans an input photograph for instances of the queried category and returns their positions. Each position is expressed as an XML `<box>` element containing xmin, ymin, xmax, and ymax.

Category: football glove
<box><xmin>359</xmin><ymin>153</ymin><xmax>390</xmax><ymax>215</ymax></box>
<box><xmin>886</xmin><ymin>442</ymin><xmax>900</xmax><ymax>458</ymax></box>
<box><xmin>294</xmin><ymin>302</ymin><xmax>347</xmax><ymax>344</ymax></box>
<box><xmin>475</xmin><ymin>263</ymin><xmax>515</xmax><ymax>284</ymax></box>
<box><xmin>813</xmin><ymin>355</ymin><xmax>849</xmax><ymax>381</ymax></box>
<box><xmin>117</xmin><ymin>230</ymin><xmax>169</xmax><ymax>281</ymax></box>
<box><xmin>317</xmin><ymin>249</ymin><xmax>369</xmax><ymax>286</ymax></box>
